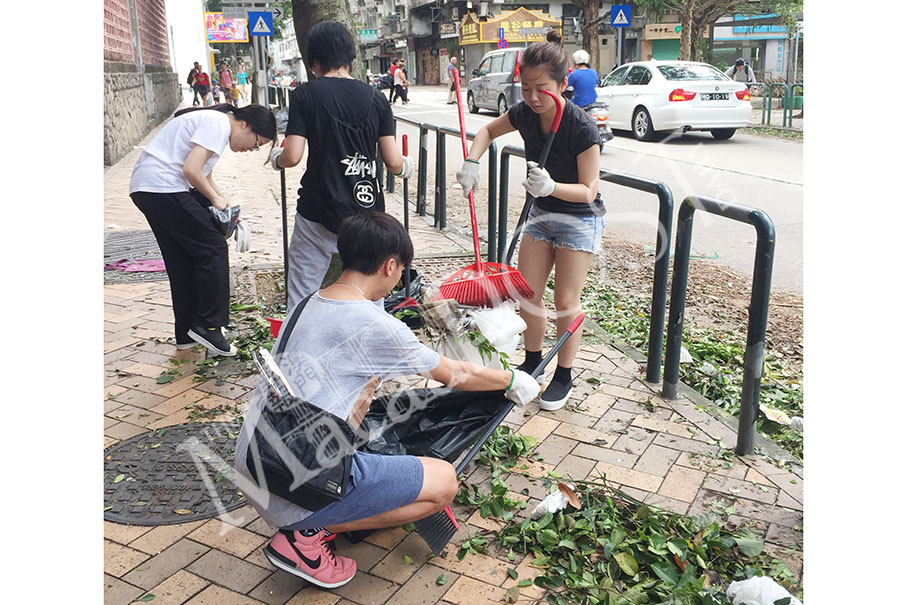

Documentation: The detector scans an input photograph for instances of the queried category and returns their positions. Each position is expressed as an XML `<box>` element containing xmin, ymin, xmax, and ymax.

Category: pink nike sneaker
<box><xmin>263</xmin><ymin>529</ymin><xmax>357</xmax><ymax>588</ymax></box>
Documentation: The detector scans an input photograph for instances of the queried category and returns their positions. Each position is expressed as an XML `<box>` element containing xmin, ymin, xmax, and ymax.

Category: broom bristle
<box><xmin>413</xmin><ymin>510</ymin><xmax>459</xmax><ymax>555</ymax></box>
<box><xmin>438</xmin><ymin>263</ymin><xmax>534</xmax><ymax>307</ymax></box>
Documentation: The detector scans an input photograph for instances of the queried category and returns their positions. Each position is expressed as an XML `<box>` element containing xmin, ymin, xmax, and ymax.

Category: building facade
<box><xmin>347</xmin><ymin>2</ymin><xmax>802</xmax><ymax>85</ymax></box>
<box><xmin>104</xmin><ymin>0</ymin><xmax>180</xmax><ymax>166</ymax></box>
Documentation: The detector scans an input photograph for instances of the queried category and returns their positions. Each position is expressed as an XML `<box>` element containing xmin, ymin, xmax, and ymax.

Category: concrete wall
<box><xmin>103</xmin><ymin>0</ymin><xmax>180</xmax><ymax>166</ymax></box>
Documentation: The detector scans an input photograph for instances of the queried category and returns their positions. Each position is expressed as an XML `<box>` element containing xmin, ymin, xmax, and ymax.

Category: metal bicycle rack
<box><xmin>661</xmin><ymin>195</ymin><xmax>776</xmax><ymax>455</ymax></box>
<box><xmin>496</xmin><ymin>145</ymin><xmax>675</xmax><ymax>384</ymax></box>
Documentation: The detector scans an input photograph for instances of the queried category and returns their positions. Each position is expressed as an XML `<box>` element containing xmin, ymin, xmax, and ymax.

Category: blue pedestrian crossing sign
<box><xmin>248</xmin><ymin>11</ymin><xmax>274</xmax><ymax>36</ymax></box>
<box><xmin>611</xmin><ymin>5</ymin><xmax>632</xmax><ymax>28</ymax></box>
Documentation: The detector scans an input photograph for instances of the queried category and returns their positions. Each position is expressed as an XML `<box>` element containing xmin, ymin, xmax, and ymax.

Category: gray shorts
<box><xmin>282</xmin><ymin>451</ymin><xmax>424</xmax><ymax>530</ymax></box>
<box><xmin>522</xmin><ymin>205</ymin><xmax>605</xmax><ymax>253</ymax></box>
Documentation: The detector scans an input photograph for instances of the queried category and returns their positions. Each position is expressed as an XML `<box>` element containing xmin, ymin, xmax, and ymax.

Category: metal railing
<box><xmin>762</xmin><ymin>82</ymin><xmax>790</xmax><ymax>128</ymax></box>
<box><xmin>386</xmin><ymin>116</ymin><xmax>500</xmax><ymax>260</ymax></box>
<box><xmin>496</xmin><ymin>144</ymin><xmax>675</xmax><ymax>383</ymax></box>
<box><xmin>784</xmin><ymin>82</ymin><xmax>803</xmax><ymax>128</ymax></box>
<box><xmin>661</xmin><ymin>195</ymin><xmax>776</xmax><ymax>455</ymax></box>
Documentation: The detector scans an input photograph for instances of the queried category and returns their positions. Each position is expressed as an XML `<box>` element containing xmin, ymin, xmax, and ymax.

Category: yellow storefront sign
<box><xmin>459</xmin><ymin>7</ymin><xmax>561</xmax><ymax>45</ymax></box>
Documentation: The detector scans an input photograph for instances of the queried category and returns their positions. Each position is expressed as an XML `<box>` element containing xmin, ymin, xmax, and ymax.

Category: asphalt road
<box><xmin>391</xmin><ymin>86</ymin><xmax>803</xmax><ymax>295</ymax></box>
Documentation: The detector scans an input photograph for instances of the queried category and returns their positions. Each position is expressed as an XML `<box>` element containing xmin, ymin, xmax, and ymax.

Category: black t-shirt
<box><xmin>286</xmin><ymin>77</ymin><xmax>395</xmax><ymax>232</ymax></box>
<box><xmin>507</xmin><ymin>99</ymin><xmax>604</xmax><ymax>216</ymax></box>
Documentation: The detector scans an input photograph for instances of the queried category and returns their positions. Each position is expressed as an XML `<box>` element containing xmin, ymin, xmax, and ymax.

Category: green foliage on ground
<box><xmin>461</xmin><ymin>433</ymin><xmax>800</xmax><ymax>604</ymax></box>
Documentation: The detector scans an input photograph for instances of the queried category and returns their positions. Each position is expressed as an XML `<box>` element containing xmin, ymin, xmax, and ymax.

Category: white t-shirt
<box><xmin>129</xmin><ymin>110</ymin><xmax>231</xmax><ymax>194</ymax></box>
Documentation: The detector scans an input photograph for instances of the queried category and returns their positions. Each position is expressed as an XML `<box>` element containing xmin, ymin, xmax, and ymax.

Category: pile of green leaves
<box><xmin>493</xmin><ymin>479</ymin><xmax>795</xmax><ymax>605</ymax></box>
<box><xmin>580</xmin><ymin>285</ymin><xmax>803</xmax><ymax>460</ymax></box>
<box><xmin>455</xmin><ymin>427</ymin><xmax>537</xmax><ymax>532</ymax></box>
<box><xmin>228</xmin><ymin>301</ymin><xmax>275</xmax><ymax>360</ymax></box>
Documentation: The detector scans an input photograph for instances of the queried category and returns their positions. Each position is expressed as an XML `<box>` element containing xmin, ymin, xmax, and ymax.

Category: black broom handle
<box><xmin>454</xmin><ymin>312</ymin><xmax>585</xmax><ymax>474</ymax></box>
<box><xmin>505</xmin><ymin>92</ymin><xmax>564</xmax><ymax>266</ymax></box>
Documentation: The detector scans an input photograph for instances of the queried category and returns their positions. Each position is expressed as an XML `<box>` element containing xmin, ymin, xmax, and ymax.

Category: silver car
<box><xmin>466</xmin><ymin>48</ymin><xmax>523</xmax><ymax>115</ymax></box>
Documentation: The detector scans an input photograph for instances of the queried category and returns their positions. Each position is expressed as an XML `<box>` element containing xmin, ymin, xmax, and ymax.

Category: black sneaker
<box><xmin>516</xmin><ymin>361</ymin><xmax>546</xmax><ymax>384</ymax></box>
<box><xmin>187</xmin><ymin>326</ymin><xmax>237</xmax><ymax>357</ymax></box>
<box><xmin>539</xmin><ymin>377</ymin><xmax>573</xmax><ymax>411</ymax></box>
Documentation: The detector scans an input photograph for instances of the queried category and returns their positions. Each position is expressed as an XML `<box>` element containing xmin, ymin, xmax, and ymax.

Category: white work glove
<box><xmin>394</xmin><ymin>155</ymin><xmax>414</xmax><ymax>180</ymax></box>
<box><xmin>522</xmin><ymin>161</ymin><xmax>556</xmax><ymax>198</ymax></box>
<box><xmin>456</xmin><ymin>159</ymin><xmax>481</xmax><ymax>198</ymax></box>
<box><xmin>269</xmin><ymin>147</ymin><xmax>283</xmax><ymax>171</ymax></box>
<box><xmin>234</xmin><ymin>220</ymin><xmax>251</xmax><ymax>252</ymax></box>
<box><xmin>505</xmin><ymin>369</ymin><xmax>540</xmax><ymax>407</ymax></box>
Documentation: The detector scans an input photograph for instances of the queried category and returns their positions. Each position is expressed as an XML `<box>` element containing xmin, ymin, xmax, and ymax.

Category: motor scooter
<box><xmin>565</xmin><ymin>87</ymin><xmax>614</xmax><ymax>148</ymax></box>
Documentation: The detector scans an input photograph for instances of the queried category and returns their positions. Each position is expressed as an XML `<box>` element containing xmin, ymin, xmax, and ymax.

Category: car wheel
<box><xmin>497</xmin><ymin>95</ymin><xmax>508</xmax><ymax>116</ymax></box>
<box><xmin>632</xmin><ymin>107</ymin><xmax>656</xmax><ymax>142</ymax></box>
<box><xmin>467</xmin><ymin>92</ymin><xmax>479</xmax><ymax>114</ymax></box>
<box><xmin>710</xmin><ymin>128</ymin><xmax>736</xmax><ymax>140</ymax></box>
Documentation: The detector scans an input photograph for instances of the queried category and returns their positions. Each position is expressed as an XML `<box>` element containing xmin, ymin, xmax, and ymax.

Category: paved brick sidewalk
<box><xmin>103</xmin><ymin>104</ymin><xmax>802</xmax><ymax>604</ymax></box>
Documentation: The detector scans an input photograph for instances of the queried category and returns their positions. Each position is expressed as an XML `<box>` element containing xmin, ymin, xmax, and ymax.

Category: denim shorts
<box><xmin>522</xmin><ymin>205</ymin><xmax>605</xmax><ymax>253</ymax></box>
<box><xmin>283</xmin><ymin>451</ymin><xmax>424</xmax><ymax>530</ymax></box>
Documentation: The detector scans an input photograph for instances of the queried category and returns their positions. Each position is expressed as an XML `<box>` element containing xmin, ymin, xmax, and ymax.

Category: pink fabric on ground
<box><xmin>104</xmin><ymin>258</ymin><xmax>167</xmax><ymax>272</ymax></box>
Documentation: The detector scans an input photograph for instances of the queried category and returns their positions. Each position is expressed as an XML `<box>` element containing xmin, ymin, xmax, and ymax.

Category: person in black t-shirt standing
<box><xmin>456</xmin><ymin>40</ymin><xmax>605</xmax><ymax>412</ymax></box>
<box><xmin>269</xmin><ymin>22</ymin><xmax>414</xmax><ymax>309</ymax></box>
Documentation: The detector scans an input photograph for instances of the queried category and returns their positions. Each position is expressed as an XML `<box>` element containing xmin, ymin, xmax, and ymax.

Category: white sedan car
<box><xmin>598</xmin><ymin>61</ymin><xmax>752</xmax><ymax>141</ymax></box>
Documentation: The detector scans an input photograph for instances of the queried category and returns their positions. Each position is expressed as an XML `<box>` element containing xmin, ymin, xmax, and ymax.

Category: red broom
<box><xmin>436</xmin><ymin>74</ymin><xmax>534</xmax><ymax>307</ymax></box>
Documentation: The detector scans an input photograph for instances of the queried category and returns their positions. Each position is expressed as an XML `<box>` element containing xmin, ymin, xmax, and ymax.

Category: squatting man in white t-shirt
<box><xmin>234</xmin><ymin>211</ymin><xmax>540</xmax><ymax>589</ymax></box>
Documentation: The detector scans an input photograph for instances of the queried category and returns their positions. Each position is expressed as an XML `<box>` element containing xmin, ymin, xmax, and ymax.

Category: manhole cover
<box><xmin>104</xmin><ymin>229</ymin><xmax>167</xmax><ymax>284</ymax></box>
<box><xmin>104</xmin><ymin>421</ymin><xmax>247</xmax><ymax>526</ymax></box>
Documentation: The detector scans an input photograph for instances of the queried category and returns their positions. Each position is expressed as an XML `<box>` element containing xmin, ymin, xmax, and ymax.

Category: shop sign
<box><xmin>460</xmin><ymin>7</ymin><xmax>560</xmax><ymax>45</ymax></box>
<box><xmin>440</xmin><ymin>22</ymin><xmax>459</xmax><ymax>39</ymax></box>
<box><xmin>644</xmin><ymin>24</ymin><xmax>682</xmax><ymax>40</ymax></box>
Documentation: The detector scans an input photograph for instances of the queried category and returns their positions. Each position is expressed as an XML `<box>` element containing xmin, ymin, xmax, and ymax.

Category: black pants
<box><xmin>192</xmin><ymin>85</ymin><xmax>200</xmax><ymax>104</ymax></box>
<box><xmin>131</xmin><ymin>191</ymin><xmax>230</xmax><ymax>344</ymax></box>
<box><xmin>392</xmin><ymin>84</ymin><xmax>408</xmax><ymax>104</ymax></box>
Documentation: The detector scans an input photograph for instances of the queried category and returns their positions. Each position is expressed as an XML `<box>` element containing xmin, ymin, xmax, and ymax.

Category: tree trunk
<box><xmin>574</xmin><ymin>0</ymin><xmax>601</xmax><ymax>74</ymax></box>
<box><xmin>680</xmin><ymin>0</ymin><xmax>696</xmax><ymax>60</ymax></box>
<box><xmin>291</xmin><ymin>0</ymin><xmax>365</xmax><ymax>81</ymax></box>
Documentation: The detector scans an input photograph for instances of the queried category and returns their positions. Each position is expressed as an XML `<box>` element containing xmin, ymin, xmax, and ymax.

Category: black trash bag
<box><xmin>384</xmin><ymin>267</ymin><xmax>424</xmax><ymax>328</ymax></box>
<box><xmin>190</xmin><ymin>188</ymin><xmax>241</xmax><ymax>238</ymax></box>
<box><xmin>359</xmin><ymin>388</ymin><xmax>508</xmax><ymax>463</ymax></box>
<box><xmin>345</xmin><ymin>387</ymin><xmax>508</xmax><ymax>545</ymax></box>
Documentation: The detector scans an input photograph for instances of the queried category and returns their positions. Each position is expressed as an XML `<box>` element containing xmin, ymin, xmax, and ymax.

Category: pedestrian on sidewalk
<box><xmin>235</xmin><ymin>65</ymin><xmax>250</xmax><ymax>105</ymax></box>
<box><xmin>219</xmin><ymin>61</ymin><xmax>235</xmax><ymax>106</ymax></box>
<box><xmin>129</xmin><ymin>103</ymin><xmax>276</xmax><ymax>356</ymax></box>
<box><xmin>234</xmin><ymin>211</ymin><xmax>539</xmax><ymax>589</ymax></box>
<box><xmin>268</xmin><ymin>21</ymin><xmax>414</xmax><ymax>309</ymax></box>
<box><xmin>195</xmin><ymin>70</ymin><xmax>213</xmax><ymax>106</ymax></box>
<box><xmin>387</xmin><ymin>59</ymin><xmax>398</xmax><ymax>103</ymax></box>
<box><xmin>456</xmin><ymin>39</ymin><xmax>604</xmax><ymax>411</ymax></box>
<box><xmin>392</xmin><ymin>61</ymin><xmax>410</xmax><ymax>105</ymax></box>
<box><xmin>446</xmin><ymin>57</ymin><xmax>459</xmax><ymax>104</ymax></box>
<box><xmin>726</xmin><ymin>58</ymin><xmax>756</xmax><ymax>84</ymax></box>
<box><xmin>188</xmin><ymin>62</ymin><xmax>202</xmax><ymax>106</ymax></box>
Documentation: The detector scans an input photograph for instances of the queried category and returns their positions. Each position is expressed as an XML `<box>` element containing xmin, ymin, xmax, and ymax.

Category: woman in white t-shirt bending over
<box><xmin>129</xmin><ymin>103</ymin><xmax>276</xmax><ymax>356</ymax></box>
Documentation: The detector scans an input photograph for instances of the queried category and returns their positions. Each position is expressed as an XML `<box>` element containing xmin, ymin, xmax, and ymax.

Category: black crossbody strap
<box><xmin>274</xmin><ymin>293</ymin><xmax>316</xmax><ymax>359</ymax></box>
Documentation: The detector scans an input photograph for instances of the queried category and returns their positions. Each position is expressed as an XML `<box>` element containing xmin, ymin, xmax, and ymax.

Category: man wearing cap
<box><xmin>726</xmin><ymin>58</ymin><xmax>756</xmax><ymax>83</ymax></box>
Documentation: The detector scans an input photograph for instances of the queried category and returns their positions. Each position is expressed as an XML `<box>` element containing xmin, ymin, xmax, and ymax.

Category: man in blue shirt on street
<box><xmin>567</xmin><ymin>50</ymin><xmax>598</xmax><ymax>107</ymax></box>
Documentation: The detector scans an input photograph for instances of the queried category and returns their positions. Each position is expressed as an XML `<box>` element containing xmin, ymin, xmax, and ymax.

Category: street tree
<box><xmin>572</xmin><ymin>0</ymin><xmax>609</xmax><ymax>75</ymax></box>
<box><xmin>634</xmin><ymin>0</ymin><xmax>802</xmax><ymax>61</ymax></box>
<box><xmin>290</xmin><ymin>0</ymin><xmax>365</xmax><ymax>80</ymax></box>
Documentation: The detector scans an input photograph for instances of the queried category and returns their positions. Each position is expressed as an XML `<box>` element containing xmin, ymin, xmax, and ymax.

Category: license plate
<box><xmin>701</xmin><ymin>92</ymin><xmax>729</xmax><ymax>101</ymax></box>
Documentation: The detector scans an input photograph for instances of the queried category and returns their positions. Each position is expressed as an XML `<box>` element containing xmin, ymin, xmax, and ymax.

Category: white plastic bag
<box><xmin>469</xmin><ymin>301</ymin><xmax>526</xmax><ymax>347</ymax></box>
<box><xmin>726</xmin><ymin>576</ymin><xmax>802</xmax><ymax>605</ymax></box>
